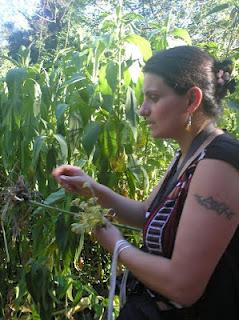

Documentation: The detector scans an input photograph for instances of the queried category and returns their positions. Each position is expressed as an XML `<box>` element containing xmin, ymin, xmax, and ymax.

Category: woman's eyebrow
<box><xmin>144</xmin><ymin>89</ymin><xmax>160</xmax><ymax>95</ymax></box>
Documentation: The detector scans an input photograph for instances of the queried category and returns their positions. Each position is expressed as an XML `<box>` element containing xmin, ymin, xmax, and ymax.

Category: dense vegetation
<box><xmin>0</xmin><ymin>0</ymin><xmax>239</xmax><ymax>319</ymax></box>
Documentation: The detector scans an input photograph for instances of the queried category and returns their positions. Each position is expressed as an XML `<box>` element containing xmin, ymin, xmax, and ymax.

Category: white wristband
<box><xmin>118</xmin><ymin>244</ymin><xmax>131</xmax><ymax>255</ymax></box>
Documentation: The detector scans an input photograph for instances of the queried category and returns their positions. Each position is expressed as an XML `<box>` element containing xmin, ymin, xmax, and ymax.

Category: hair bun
<box><xmin>214</xmin><ymin>59</ymin><xmax>236</xmax><ymax>99</ymax></box>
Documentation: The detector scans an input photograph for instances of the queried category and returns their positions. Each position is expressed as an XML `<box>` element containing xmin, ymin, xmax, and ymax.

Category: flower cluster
<box><xmin>216</xmin><ymin>69</ymin><xmax>230</xmax><ymax>86</ymax></box>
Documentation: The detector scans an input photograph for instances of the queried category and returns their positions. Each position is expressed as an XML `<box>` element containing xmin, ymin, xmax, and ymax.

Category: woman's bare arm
<box><xmin>107</xmin><ymin>159</ymin><xmax>239</xmax><ymax>305</ymax></box>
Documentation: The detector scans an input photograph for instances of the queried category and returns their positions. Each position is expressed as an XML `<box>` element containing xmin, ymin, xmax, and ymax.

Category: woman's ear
<box><xmin>186</xmin><ymin>86</ymin><xmax>203</xmax><ymax>113</ymax></box>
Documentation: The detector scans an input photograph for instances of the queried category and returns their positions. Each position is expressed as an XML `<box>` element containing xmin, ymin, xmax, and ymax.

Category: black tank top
<box><xmin>144</xmin><ymin>133</ymin><xmax>239</xmax><ymax>319</ymax></box>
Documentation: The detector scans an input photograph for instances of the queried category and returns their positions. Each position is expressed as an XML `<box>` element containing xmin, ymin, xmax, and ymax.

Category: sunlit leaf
<box><xmin>33</xmin><ymin>80</ymin><xmax>42</xmax><ymax>117</ymax></box>
<box><xmin>172</xmin><ymin>28</ymin><xmax>192</xmax><ymax>45</ymax></box>
<box><xmin>99</xmin><ymin>65</ymin><xmax>112</xmax><ymax>95</ymax></box>
<box><xmin>125</xmin><ymin>34</ymin><xmax>152</xmax><ymax>61</ymax></box>
<box><xmin>128</xmin><ymin>61</ymin><xmax>141</xmax><ymax>84</ymax></box>
<box><xmin>95</xmin><ymin>40</ymin><xmax>106</xmax><ymax>60</ymax></box>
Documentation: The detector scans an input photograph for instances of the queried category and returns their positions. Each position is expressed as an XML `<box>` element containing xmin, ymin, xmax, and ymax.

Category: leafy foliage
<box><xmin>0</xmin><ymin>0</ymin><xmax>239</xmax><ymax>319</ymax></box>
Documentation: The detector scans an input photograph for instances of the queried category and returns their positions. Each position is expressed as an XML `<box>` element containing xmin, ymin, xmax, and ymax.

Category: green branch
<box><xmin>29</xmin><ymin>199</ymin><xmax>141</xmax><ymax>232</ymax></box>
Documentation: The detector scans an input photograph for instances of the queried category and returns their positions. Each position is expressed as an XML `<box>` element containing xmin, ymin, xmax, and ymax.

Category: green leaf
<box><xmin>172</xmin><ymin>28</ymin><xmax>192</xmax><ymax>45</ymax></box>
<box><xmin>61</xmin><ymin>73</ymin><xmax>85</xmax><ymax>88</ymax></box>
<box><xmin>55</xmin><ymin>214</ymin><xmax>68</xmax><ymax>253</ymax></box>
<box><xmin>46</xmin><ymin>146</ymin><xmax>57</xmax><ymax>173</ymax></box>
<box><xmin>6</xmin><ymin>67</ymin><xmax>27</xmax><ymax>86</ymax></box>
<box><xmin>134</xmin><ymin>72</ymin><xmax>144</xmax><ymax>103</ymax></box>
<box><xmin>25</xmin><ymin>259</ymin><xmax>53</xmax><ymax>320</ymax></box>
<box><xmin>99</xmin><ymin>65</ymin><xmax>112</xmax><ymax>95</ymax></box>
<box><xmin>95</xmin><ymin>39</ymin><xmax>106</xmax><ymax>60</ymax></box>
<box><xmin>32</xmin><ymin>308</ymin><xmax>41</xmax><ymax>320</ymax></box>
<box><xmin>92</xmin><ymin>40</ymin><xmax>106</xmax><ymax>83</ymax></box>
<box><xmin>120</xmin><ymin>122</ymin><xmax>133</xmax><ymax>147</ymax></box>
<box><xmin>125</xmin><ymin>34</ymin><xmax>152</xmax><ymax>61</ymax></box>
<box><xmin>206</xmin><ymin>3</ymin><xmax>231</xmax><ymax>16</ymax></box>
<box><xmin>33</xmin><ymin>80</ymin><xmax>42</xmax><ymax>117</ymax></box>
<box><xmin>126</xmin><ymin>169</ymin><xmax>136</xmax><ymax>197</ymax></box>
<box><xmin>44</xmin><ymin>188</ymin><xmax>65</xmax><ymax>205</ymax></box>
<box><xmin>6</xmin><ymin>67</ymin><xmax>27</xmax><ymax>98</ymax></box>
<box><xmin>25</xmin><ymin>270</ymin><xmax>41</xmax><ymax>305</ymax></box>
<box><xmin>125</xmin><ymin>87</ymin><xmax>138</xmax><ymax>140</ymax></box>
<box><xmin>123</xmin><ymin>12</ymin><xmax>144</xmax><ymax>22</ymax></box>
<box><xmin>105</xmin><ymin>122</ymin><xmax>118</xmax><ymax>158</ymax></box>
<box><xmin>53</xmin><ymin>47</ymin><xmax>73</xmax><ymax>63</ymax></box>
<box><xmin>74</xmin><ymin>232</ymin><xmax>85</xmax><ymax>271</ymax></box>
<box><xmin>53</xmin><ymin>134</ymin><xmax>68</xmax><ymax>161</ymax></box>
<box><xmin>56</xmin><ymin>103</ymin><xmax>68</xmax><ymax>121</ymax></box>
<box><xmin>106</xmin><ymin>62</ymin><xmax>118</xmax><ymax>92</ymax></box>
<box><xmin>123</xmin><ymin>68</ymin><xmax>131</xmax><ymax>87</ymax></box>
<box><xmin>32</xmin><ymin>135</ymin><xmax>47</xmax><ymax>168</ymax></box>
<box><xmin>82</xmin><ymin>122</ymin><xmax>101</xmax><ymax>156</ymax></box>
<box><xmin>102</xmin><ymin>94</ymin><xmax>113</xmax><ymax>111</ymax></box>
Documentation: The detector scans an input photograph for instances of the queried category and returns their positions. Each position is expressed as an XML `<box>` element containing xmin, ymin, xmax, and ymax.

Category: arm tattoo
<box><xmin>194</xmin><ymin>194</ymin><xmax>235</xmax><ymax>220</ymax></box>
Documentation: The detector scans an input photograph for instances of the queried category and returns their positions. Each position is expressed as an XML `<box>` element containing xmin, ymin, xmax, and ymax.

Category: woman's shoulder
<box><xmin>203</xmin><ymin>132</ymin><xmax>239</xmax><ymax>171</ymax></box>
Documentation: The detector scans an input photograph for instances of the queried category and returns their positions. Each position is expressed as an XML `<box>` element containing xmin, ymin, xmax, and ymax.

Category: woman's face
<box><xmin>139</xmin><ymin>73</ymin><xmax>189</xmax><ymax>139</ymax></box>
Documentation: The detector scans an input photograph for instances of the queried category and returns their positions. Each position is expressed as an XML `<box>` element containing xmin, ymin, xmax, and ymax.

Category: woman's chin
<box><xmin>151</xmin><ymin>130</ymin><xmax>171</xmax><ymax>139</ymax></box>
<box><xmin>150</xmin><ymin>128</ymin><xmax>162</xmax><ymax>138</ymax></box>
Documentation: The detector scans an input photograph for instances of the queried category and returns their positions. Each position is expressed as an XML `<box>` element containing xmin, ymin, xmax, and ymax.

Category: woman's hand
<box><xmin>52</xmin><ymin>164</ymin><xmax>97</xmax><ymax>197</ymax></box>
<box><xmin>94</xmin><ymin>220</ymin><xmax>124</xmax><ymax>254</ymax></box>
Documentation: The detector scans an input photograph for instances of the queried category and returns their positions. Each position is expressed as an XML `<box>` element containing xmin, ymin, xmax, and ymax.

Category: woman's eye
<box><xmin>149</xmin><ymin>95</ymin><xmax>159</xmax><ymax>102</ymax></box>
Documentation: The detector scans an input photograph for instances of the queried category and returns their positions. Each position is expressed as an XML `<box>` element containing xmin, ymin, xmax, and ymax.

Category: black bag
<box><xmin>117</xmin><ymin>291</ymin><xmax>162</xmax><ymax>320</ymax></box>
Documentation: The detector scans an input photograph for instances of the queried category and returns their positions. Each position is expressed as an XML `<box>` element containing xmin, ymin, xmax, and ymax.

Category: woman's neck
<box><xmin>177</xmin><ymin>121</ymin><xmax>221</xmax><ymax>160</ymax></box>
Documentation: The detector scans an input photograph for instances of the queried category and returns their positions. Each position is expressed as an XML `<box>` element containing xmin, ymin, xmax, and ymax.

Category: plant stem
<box><xmin>29</xmin><ymin>199</ymin><xmax>73</xmax><ymax>215</ymax></box>
<box><xmin>28</xmin><ymin>200</ymin><xmax>140</xmax><ymax>232</ymax></box>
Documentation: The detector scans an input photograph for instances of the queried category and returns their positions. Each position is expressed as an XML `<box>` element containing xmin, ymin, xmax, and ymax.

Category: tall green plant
<box><xmin>1</xmin><ymin>1</ymin><xmax>238</xmax><ymax>319</ymax></box>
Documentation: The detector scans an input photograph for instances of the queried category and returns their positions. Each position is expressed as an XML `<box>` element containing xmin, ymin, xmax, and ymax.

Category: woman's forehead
<box><xmin>143</xmin><ymin>73</ymin><xmax>167</xmax><ymax>92</ymax></box>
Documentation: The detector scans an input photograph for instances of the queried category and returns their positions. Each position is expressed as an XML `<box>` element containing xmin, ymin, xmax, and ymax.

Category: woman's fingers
<box><xmin>56</xmin><ymin>175</ymin><xmax>81</xmax><ymax>192</ymax></box>
<box><xmin>52</xmin><ymin>165</ymin><xmax>97</xmax><ymax>197</ymax></box>
<box><xmin>52</xmin><ymin>164</ymin><xmax>82</xmax><ymax>178</ymax></box>
<box><xmin>53</xmin><ymin>173</ymin><xmax>95</xmax><ymax>197</ymax></box>
<box><xmin>52</xmin><ymin>165</ymin><xmax>84</xmax><ymax>185</ymax></box>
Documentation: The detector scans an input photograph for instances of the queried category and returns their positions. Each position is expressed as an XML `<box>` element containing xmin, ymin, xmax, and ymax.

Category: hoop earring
<box><xmin>185</xmin><ymin>114</ymin><xmax>192</xmax><ymax>131</ymax></box>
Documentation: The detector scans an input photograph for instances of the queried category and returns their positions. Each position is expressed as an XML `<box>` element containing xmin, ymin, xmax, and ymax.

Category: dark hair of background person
<box><xmin>143</xmin><ymin>46</ymin><xmax>236</xmax><ymax>118</ymax></box>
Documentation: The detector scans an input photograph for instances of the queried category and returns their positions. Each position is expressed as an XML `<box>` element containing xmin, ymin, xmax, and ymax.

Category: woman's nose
<box><xmin>139</xmin><ymin>101</ymin><xmax>151</xmax><ymax>118</ymax></box>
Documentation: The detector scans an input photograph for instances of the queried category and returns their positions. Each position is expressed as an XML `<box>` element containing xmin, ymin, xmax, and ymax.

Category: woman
<box><xmin>52</xmin><ymin>46</ymin><xmax>239</xmax><ymax>319</ymax></box>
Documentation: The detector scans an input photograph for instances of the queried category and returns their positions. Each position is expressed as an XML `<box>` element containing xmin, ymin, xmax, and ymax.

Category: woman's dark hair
<box><xmin>143</xmin><ymin>46</ymin><xmax>236</xmax><ymax>118</ymax></box>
